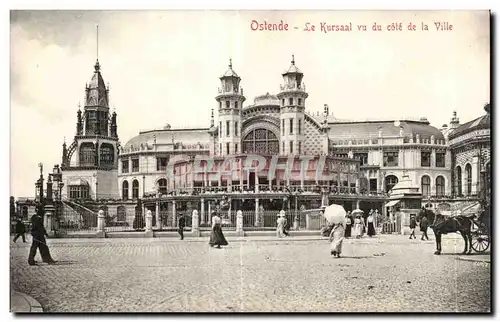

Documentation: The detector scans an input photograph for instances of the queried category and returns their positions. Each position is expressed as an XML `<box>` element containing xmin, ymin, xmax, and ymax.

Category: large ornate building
<box><xmin>16</xmin><ymin>56</ymin><xmax>491</xmax><ymax>231</ymax></box>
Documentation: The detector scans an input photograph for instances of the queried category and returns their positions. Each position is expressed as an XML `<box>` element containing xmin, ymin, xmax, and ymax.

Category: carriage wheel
<box><xmin>471</xmin><ymin>231</ymin><xmax>490</xmax><ymax>253</ymax></box>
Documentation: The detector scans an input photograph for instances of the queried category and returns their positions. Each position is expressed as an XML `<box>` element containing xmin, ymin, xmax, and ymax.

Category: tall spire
<box><xmin>94</xmin><ymin>25</ymin><xmax>100</xmax><ymax>71</ymax></box>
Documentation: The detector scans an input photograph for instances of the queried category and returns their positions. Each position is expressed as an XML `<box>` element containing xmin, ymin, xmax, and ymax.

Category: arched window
<box><xmin>436</xmin><ymin>176</ymin><xmax>445</xmax><ymax>197</ymax></box>
<box><xmin>158</xmin><ymin>178</ymin><xmax>168</xmax><ymax>195</ymax></box>
<box><xmin>99</xmin><ymin>205</ymin><xmax>109</xmax><ymax>217</ymax></box>
<box><xmin>455</xmin><ymin>166</ymin><xmax>462</xmax><ymax>196</ymax></box>
<box><xmin>385</xmin><ymin>175</ymin><xmax>398</xmax><ymax>193</ymax></box>
<box><xmin>117</xmin><ymin>205</ymin><xmax>126</xmax><ymax>221</ymax></box>
<box><xmin>465</xmin><ymin>164</ymin><xmax>472</xmax><ymax>195</ymax></box>
<box><xmin>242</xmin><ymin>128</ymin><xmax>279</xmax><ymax>155</ymax></box>
<box><xmin>122</xmin><ymin>181</ymin><xmax>129</xmax><ymax>200</ymax></box>
<box><xmin>421</xmin><ymin>175</ymin><xmax>431</xmax><ymax>196</ymax></box>
<box><xmin>99</xmin><ymin>143</ymin><xmax>114</xmax><ymax>166</ymax></box>
<box><xmin>79</xmin><ymin>143</ymin><xmax>96</xmax><ymax>167</ymax></box>
<box><xmin>132</xmin><ymin>180</ymin><xmax>139</xmax><ymax>199</ymax></box>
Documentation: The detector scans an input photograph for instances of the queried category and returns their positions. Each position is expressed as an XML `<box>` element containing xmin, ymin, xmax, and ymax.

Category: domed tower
<box><xmin>60</xmin><ymin>58</ymin><xmax>120</xmax><ymax>200</ymax></box>
<box><xmin>215</xmin><ymin>59</ymin><xmax>246</xmax><ymax>156</ymax></box>
<box><xmin>277</xmin><ymin>55</ymin><xmax>308</xmax><ymax>155</ymax></box>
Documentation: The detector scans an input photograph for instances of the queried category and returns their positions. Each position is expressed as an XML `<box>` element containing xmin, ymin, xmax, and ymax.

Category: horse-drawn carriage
<box><xmin>418</xmin><ymin>201</ymin><xmax>490</xmax><ymax>255</ymax></box>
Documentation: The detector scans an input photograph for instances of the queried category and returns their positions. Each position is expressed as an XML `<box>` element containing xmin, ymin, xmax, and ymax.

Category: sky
<box><xmin>10</xmin><ymin>10</ymin><xmax>490</xmax><ymax>198</ymax></box>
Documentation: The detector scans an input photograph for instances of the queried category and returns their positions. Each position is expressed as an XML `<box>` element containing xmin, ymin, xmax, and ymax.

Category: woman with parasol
<box><xmin>352</xmin><ymin>208</ymin><xmax>365</xmax><ymax>238</ymax></box>
<box><xmin>321</xmin><ymin>204</ymin><xmax>347</xmax><ymax>258</ymax></box>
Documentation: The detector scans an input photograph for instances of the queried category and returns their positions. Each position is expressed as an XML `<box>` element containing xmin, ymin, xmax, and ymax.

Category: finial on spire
<box><xmin>78</xmin><ymin>102</ymin><xmax>81</xmax><ymax>110</ymax></box>
<box><xmin>291</xmin><ymin>54</ymin><xmax>295</xmax><ymax>65</ymax></box>
<box><xmin>229</xmin><ymin>58</ymin><xmax>232</xmax><ymax>68</ymax></box>
<box><xmin>96</xmin><ymin>24</ymin><xmax>99</xmax><ymax>61</ymax></box>
<box><xmin>63</xmin><ymin>136</ymin><xmax>66</xmax><ymax>144</ymax></box>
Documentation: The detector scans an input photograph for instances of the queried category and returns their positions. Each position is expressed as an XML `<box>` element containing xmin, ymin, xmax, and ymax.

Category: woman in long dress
<box><xmin>276</xmin><ymin>212</ymin><xmax>286</xmax><ymax>238</ymax></box>
<box><xmin>344</xmin><ymin>214</ymin><xmax>352</xmax><ymax>238</ymax></box>
<box><xmin>353</xmin><ymin>215</ymin><xmax>363</xmax><ymax>238</ymax></box>
<box><xmin>366</xmin><ymin>213</ymin><xmax>376</xmax><ymax>237</ymax></box>
<box><xmin>209</xmin><ymin>211</ymin><xmax>228</xmax><ymax>248</ymax></box>
<box><xmin>329</xmin><ymin>222</ymin><xmax>345</xmax><ymax>258</ymax></box>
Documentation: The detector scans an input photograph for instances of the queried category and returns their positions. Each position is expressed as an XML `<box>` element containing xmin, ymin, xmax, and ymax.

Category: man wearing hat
<box><xmin>177</xmin><ymin>213</ymin><xmax>186</xmax><ymax>240</ymax></box>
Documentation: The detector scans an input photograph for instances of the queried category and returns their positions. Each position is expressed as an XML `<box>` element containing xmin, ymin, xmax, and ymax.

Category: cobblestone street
<box><xmin>10</xmin><ymin>234</ymin><xmax>490</xmax><ymax>313</ymax></box>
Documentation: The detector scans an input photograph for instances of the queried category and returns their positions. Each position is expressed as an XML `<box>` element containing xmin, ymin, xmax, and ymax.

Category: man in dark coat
<box><xmin>178</xmin><ymin>213</ymin><xmax>186</xmax><ymax>240</ymax></box>
<box><xmin>28</xmin><ymin>213</ymin><xmax>56</xmax><ymax>266</ymax></box>
<box><xmin>420</xmin><ymin>215</ymin><xmax>429</xmax><ymax>240</ymax></box>
<box><xmin>13</xmin><ymin>219</ymin><xmax>26</xmax><ymax>243</ymax></box>
<box><xmin>409</xmin><ymin>215</ymin><xmax>417</xmax><ymax>239</ymax></box>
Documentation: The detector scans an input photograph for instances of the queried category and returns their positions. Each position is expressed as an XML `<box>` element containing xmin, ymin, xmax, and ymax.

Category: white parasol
<box><xmin>322</xmin><ymin>204</ymin><xmax>347</xmax><ymax>225</ymax></box>
<box><xmin>351</xmin><ymin>208</ymin><xmax>364</xmax><ymax>216</ymax></box>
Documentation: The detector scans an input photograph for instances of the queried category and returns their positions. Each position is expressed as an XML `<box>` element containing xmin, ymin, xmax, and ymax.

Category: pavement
<box><xmin>10</xmin><ymin>234</ymin><xmax>491</xmax><ymax>313</ymax></box>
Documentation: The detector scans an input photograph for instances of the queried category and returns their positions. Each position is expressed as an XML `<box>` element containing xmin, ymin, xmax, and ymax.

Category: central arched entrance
<box><xmin>242</xmin><ymin>128</ymin><xmax>279</xmax><ymax>155</ymax></box>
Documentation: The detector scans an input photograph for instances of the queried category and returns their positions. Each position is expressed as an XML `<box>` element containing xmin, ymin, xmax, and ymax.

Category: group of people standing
<box><xmin>344</xmin><ymin>210</ymin><xmax>376</xmax><ymax>239</ymax></box>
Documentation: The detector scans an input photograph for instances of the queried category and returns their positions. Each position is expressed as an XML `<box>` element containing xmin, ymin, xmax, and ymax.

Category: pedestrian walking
<box><xmin>177</xmin><ymin>213</ymin><xmax>185</xmax><ymax>240</ymax></box>
<box><xmin>283</xmin><ymin>213</ymin><xmax>290</xmax><ymax>237</ymax></box>
<box><xmin>28</xmin><ymin>213</ymin><xmax>56</xmax><ymax>266</ymax></box>
<box><xmin>366</xmin><ymin>212</ymin><xmax>376</xmax><ymax>237</ymax></box>
<box><xmin>420</xmin><ymin>215</ymin><xmax>429</xmax><ymax>240</ymax></box>
<box><xmin>209</xmin><ymin>211</ymin><xmax>228</xmax><ymax>248</ymax></box>
<box><xmin>13</xmin><ymin>219</ymin><xmax>26</xmax><ymax>243</ymax></box>
<box><xmin>329</xmin><ymin>222</ymin><xmax>345</xmax><ymax>258</ymax></box>
<box><xmin>276</xmin><ymin>211</ymin><xmax>286</xmax><ymax>238</ymax></box>
<box><xmin>344</xmin><ymin>214</ymin><xmax>352</xmax><ymax>238</ymax></box>
<box><xmin>409</xmin><ymin>215</ymin><xmax>417</xmax><ymax>239</ymax></box>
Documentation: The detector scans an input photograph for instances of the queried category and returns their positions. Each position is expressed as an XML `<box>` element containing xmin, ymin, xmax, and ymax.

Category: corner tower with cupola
<box><xmin>277</xmin><ymin>55</ymin><xmax>308</xmax><ymax>155</ymax></box>
<box><xmin>215</xmin><ymin>59</ymin><xmax>246</xmax><ymax>156</ymax></box>
<box><xmin>60</xmin><ymin>58</ymin><xmax>120</xmax><ymax>200</ymax></box>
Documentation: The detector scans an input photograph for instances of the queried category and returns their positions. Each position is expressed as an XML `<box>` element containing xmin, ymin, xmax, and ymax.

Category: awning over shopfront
<box><xmin>68</xmin><ymin>179</ymin><xmax>89</xmax><ymax>186</ymax></box>
<box><xmin>385</xmin><ymin>200</ymin><xmax>400</xmax><ymax>208</ymax></box>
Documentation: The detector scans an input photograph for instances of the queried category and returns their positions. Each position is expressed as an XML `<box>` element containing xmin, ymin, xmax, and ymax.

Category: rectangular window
<box><xmin>298</xmin><ymin>141</ymin><xmax>301</xmax><ymax>154</ymax></box>
<box><xmin>219</xmin><ymin>122</ymin><xmax>222</xmax><ymax>137</ymax></box>
<box><xmin>68</xmin><ymin>185</ymin><xmax>89</xmax><ymax>200</ymax></box>
<box><xmin>132</xmin><ymin>158</ymin><xmax>139</xmax><ymax>172</ymax></box>
<box><xmin>282</xmin><ymin>119</ymin><xmax>285</xmax><ymax>135</ymax></box>
<box><xmin>298</xmin><ymin>119</ymin><xmax>302</xmax><ymax>134</ymax></box>
<box><xmin>354</xmin><ymin>152</ymin><xmax>369</xmax><ymax>165</ymax></box>
<box><xmin>235</xmin><ymin>143</ymin><xmax>238</xmax><ymax>153</ymax></box>
<box><xmin>290</xmin><ymin>141</ymin><xmax>294</xmax><ymax>154</ymax></box>
<box><xmin>298</xmin><ymin>98</ymin><xmax>302</xmax><ymax>106</ymax></box>
<box><xmin>121</xmin><ymin>160</ymin><xmax>129</xmax><ymax>173</ymax></box>
<box><xmin>226</xmin><ymin>121</ymin><xmax>230</xmax><ymax>136</ymax></box>
<box><xmin>235</xmin><ymin>102</ymin><xmax>238</xmax><ymax>109</ymax></box>
<box><xmin>219</xmin><ymin>102</ymin><xmax>222</xmax><ymax>109</ymax></box>
<box><xmin>282</xmin><ymin>99</ymin><xmax>285</xmax><ymax>106</ymax></box>
<box><xmin>235</xmin><ymin>121</ymin><xmax>238</xmax><ymax>136</ymax></box>
<box><xmin>383</xmin><ymin>151</ymin><xmax>399</xmax><ymax>167</ymax></box>
<box><xmin>289</xmin><ymin>97</ymin><xmax>293</xmax><ymax>105</ymax></box>
<box><xmin>435</xmin><ymin>152</ymin><xmax>446</xmax><ymax>167</ymax></box>
<box><xmin>289</xmin><ymin>118</ymin><xmax>294</xmax><ymax>134</ymax></box>
<box><xmin>226</xmin><ymin>101</ymin><xmax>230</xmax><ymax>108</ymax></box>
<box><xmin>226</xmin><ymin>143</ymin><xmax>230</xmax><ymax>155</ymax></box>
<box><xmin>282</xmin><ymin>141</ymin><xmax>285</xmax><ymax>152</ymax></box>
<box><xmin>421</xmin><ymin>151</ymin><xmax>431</xmax><ymax>167</ymax></box>
<box><xmin>156</xmin><ymin>157</ymin><xmax>168</xmax><ymax>171</ymax></box>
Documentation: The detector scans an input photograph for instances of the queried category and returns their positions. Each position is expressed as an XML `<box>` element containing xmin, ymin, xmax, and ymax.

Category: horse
<box><xmin>417</xmin><ymin>208</ymin><xmax>474</xmax><ymax>255</ymax></box>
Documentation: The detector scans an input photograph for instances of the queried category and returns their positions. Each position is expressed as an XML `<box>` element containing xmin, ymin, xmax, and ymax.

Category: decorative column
<box><xmin>172</xmin><ymin>200</ymin><xmax>177</xmax><ymax>228</ymax></box>
<box><xmin>236</xmin><ymin>210</ymin><xmax>244</xmax><ymax>237</ymax></box>
<box><xmin>96</xmin><ymin>209</ymin><xmax>106</xmax><ymax>238</ymax></box>
<box><xmin>255</xmin><ymin>198</ymin><xmax>260</xmax><ymax>227</ymax></box>
<box><xmin>145</xmin><ymin>210</ymin><xmax>153</xmax><ymax>237</ymax></box>
<box><xmin>200</xmin><ymin>198</ymin><xmax>205</xmax><ymax>225</ymax></box>
<box><xmin>44</xmin><ymin>211</ymin><xmax>54</xmax><ymax>237</ymax></box>
<box><xmin>155</xmin><ymin>201</ymin><xmax>161</xmax><ymax>229</ymax></box>
<box><xmin>255</xmin><ymin>175</ymin><xmax>260</xmax><ymax>192</ymax></box>
<box><xmin>191</xmin><ymin>210</ymin><xmax>200</xmax><ymax>237</ymax></box>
